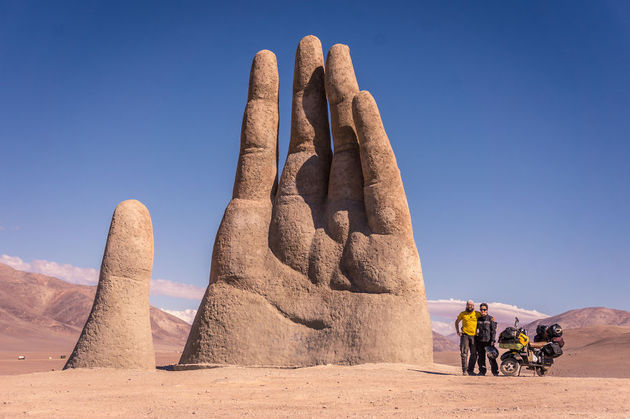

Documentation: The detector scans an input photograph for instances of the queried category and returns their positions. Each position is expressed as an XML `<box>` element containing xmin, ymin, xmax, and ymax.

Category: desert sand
<box><xmin>2</xmin><ymin>265</ymin><xmax>630</xmax><ymax>417</ymax></box>
<box><xmin>1</xmin><ymin>361</ymin><xmax>629</xmax><ymax>418</ymax></box>
<box><xmin>2</xmin><ymin>311</ymin><xmax>629</xmax><ymax>418</ymax></box>
<box><xmin>2</xmin><ymin>308</ymin><xmax>630</xmax><ymax>418</ymax></box>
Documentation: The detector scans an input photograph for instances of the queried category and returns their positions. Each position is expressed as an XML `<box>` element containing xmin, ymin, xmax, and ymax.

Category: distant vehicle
<box><xmin>17</xmin><ymin>355</ymin><xmax>25</xmax><ymax>360</ymax></box>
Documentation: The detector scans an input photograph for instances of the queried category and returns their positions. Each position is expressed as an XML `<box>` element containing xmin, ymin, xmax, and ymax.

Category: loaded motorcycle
<box><xmin>498</xmin><ymin>317</ymin><xmax>564</xmax><ymax>376</ymax></box>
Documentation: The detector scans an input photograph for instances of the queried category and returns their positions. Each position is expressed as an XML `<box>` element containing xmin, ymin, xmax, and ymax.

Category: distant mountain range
<box><xmin>3</xmin><ymin>261</ymin><xmax>629</xmax><ymax>358</ymax></box>
<box><xmin>437</xmin><ymin>306</ymin><xmax>630</xmax><ymax>350</ymax></box>
<box><xmin>432</xmin><ymin>331</ymin><xmax>458</xmax><ymax>352</ymax></box>
<box><xmin>525</xmin><ymin>307</ymin><xmax>630</xmax><ymax>333</ymax></box>
<box><xmin>0</xmin><ymin>263</ymin><xmax>190</xmax><ymax>352</ymax></box>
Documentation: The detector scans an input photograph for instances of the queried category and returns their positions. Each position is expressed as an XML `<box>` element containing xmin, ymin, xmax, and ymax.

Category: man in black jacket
<box><xmin>476</xmin><ymin>303</ymin><xmax>499</xmax><ymax>376</ymax></box>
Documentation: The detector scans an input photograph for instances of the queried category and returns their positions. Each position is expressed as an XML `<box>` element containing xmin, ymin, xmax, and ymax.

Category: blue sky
<box><xmin>1</xmin><ymin>0</ymin><xmax>629</xmax><ymax>318</ymax></box>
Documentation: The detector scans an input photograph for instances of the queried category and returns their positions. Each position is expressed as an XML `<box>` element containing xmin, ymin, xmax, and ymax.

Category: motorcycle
<box><xmin>498</xmin><ymin>317</ymin><xmax>564</xmax><ymax>376</ymax></box>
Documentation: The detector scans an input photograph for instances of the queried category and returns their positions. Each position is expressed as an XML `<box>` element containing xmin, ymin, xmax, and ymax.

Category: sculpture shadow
<box><xmin>408</xmin><ymin>369</ymin><xmax>455</xmax><ymax>376</ymax></box>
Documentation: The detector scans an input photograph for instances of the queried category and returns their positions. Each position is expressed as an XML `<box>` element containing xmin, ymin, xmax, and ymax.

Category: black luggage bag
<box><xmin>542</xmin><ymin>342</ymin><xmax>563</xmax><ymax>358</ymax></box>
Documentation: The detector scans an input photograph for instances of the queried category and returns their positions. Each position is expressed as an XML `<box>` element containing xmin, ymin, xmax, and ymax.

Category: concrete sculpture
<box><xmin>179</xmin><ymin>35</ymin><xmax>432</xmax><ymax>367</ymax></box>
<box><xmin>64</xmin><ymin>200</ymin><xmax>155</xmax><ymax>369</ymax></box>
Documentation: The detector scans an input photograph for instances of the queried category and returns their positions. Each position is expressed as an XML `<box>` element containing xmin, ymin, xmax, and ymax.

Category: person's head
<box><xmin>465</xmin><ymin>300</ymin><xmax>474</xmax><ymax>312</ymax></box>
<box><xmin>480</xmin><ymin>303</ymin><xmax>488</xmax><ymax>315</ymax></box>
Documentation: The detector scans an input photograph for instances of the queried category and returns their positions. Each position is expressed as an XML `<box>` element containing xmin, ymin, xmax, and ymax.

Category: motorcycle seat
<box><xmin>529</xmin><ymin>341</ymin><xmax>546</xmax><ymax>349</ymax></box>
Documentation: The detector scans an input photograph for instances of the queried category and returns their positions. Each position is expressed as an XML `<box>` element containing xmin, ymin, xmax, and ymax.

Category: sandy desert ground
<box><xmin>3</xmin><ymin>329</ymin><xmax>630</xmax><ymax>418</ymax></box>
<box><xmin>0</xmin><ymin>351</ymin><xmax>182</xmax><ymax>376</ymax></box>
<box><xmin>2</xmin><ymin>265</ymin><xmax>630</xmax><ymax>417</ymax></box>
<box><xmin>1</xmin><ymin>361</ymin><xmax>629</xmax><ymax>418</ymax></box>
<box><xmin>2</xmin><ymin>325</ymin><xmax>630</xmax><ymax>417</ymax></box>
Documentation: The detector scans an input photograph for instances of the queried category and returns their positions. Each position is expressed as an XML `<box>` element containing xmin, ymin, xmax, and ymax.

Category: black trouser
<box><xmin>460</xmin><ymin>334</ymin><xmax>476</xmax><ymax>373</ymax></box>
<box><xmin>476</xmin><ymin>338</ymin><xmax>498</xmax><ymax>375</ymax></box>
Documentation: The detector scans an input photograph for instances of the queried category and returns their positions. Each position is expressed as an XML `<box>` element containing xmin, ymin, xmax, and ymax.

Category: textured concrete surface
<box><xmin>64</xmin><ymin>199</ymin><xmax>155</xmax><ymax>369</ymax></box>
<box><xmin>180</xmin><ymin>36</ymin><xmax>433</xmax><ymax>367</ymax></box>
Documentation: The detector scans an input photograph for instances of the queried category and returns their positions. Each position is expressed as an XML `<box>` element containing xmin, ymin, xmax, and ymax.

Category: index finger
<box><xmin>232</xmin><ymin>50</ymin><xmax>279</xmax><ymax>201</ymax></box>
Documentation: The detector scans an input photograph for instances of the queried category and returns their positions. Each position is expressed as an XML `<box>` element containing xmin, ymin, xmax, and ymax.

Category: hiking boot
<box><xmin>462</xmin><ymin>371</ymin><xmax>468</xmax><ymax>376</ymax></box>
<box><xmin>492</xmin><ymin>372</ymin><xmax>500</xmax><ymax>376</ymax></box>
<box><xmin>467</xmin><ymin>371</ymin><xmax>477</xmax><ymax>376</ymax></box>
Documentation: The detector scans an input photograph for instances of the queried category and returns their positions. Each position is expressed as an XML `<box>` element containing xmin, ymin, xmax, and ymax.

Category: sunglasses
<box><xmin>480</xmin><ymin>308</ymin><xmax>487</xmax><ymax>311</ymax></box>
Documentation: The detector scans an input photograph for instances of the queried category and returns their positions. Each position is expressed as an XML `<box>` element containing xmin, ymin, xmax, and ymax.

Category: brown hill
<box><xmin>525</xmin><ymin>307</ymin><xmax>630</xmax><ymax>334</ymax></box>
<box><xmin>541</xmin><ymin>325</ymin><xmax>630</xmax><ymax>378</ymax></box>
<box><xmin>432</xmin><ymin>331</ymin><xmax>458</xmax><ymax>352</ymax></box>
<box><xmin>0</xmin><ymin>263</ymin><xmax>191</xmax><ymax>352</ymax></box>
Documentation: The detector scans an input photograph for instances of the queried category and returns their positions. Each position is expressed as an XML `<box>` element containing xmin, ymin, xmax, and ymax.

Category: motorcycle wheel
<box><xmin>536</xmin><ymin>367</ymin><xmax>547</xmax><ymax>376</ymax></box>
<box><xmin>500</xmin><ymin>358</ymin><xmax>520</xmax><ymax>376</ymax></box>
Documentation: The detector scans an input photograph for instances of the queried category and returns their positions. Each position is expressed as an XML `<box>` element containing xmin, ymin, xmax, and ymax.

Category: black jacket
<box><xmin>476</xmin><ymin>314</ymin><xmax>497</xmax><ymax>343</ymax></box>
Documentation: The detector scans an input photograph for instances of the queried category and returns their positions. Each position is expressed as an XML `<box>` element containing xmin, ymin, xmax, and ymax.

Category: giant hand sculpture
<box><xmin>180</xmin><ymin>36</ymin><xmax>432</xmax><ymax>366</ymax></box>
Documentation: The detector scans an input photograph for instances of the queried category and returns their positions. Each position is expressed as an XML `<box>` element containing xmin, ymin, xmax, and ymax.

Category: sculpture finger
<box><xmin>271</xmin><ymin>36</ymin><xmax>331</xmax><ymax>274</ymax></box>
<box><xmin>232</xmin><ymin>50</ymin><xmax>279</xmax><ymax>201</ymax></box>
<box><xmin>352</xmin><ymin>91</ymin><xmax>412</xmax><ymax>235</ymax></box>
<box><xmin>65</xmin><ymin>200</ymin><xmax>155</xmax><ymax>369</ymax></box>
<box><xmin>325</xmin><ymin>44</ymin><xmax>365</xmax><ymax>242</ymax></box>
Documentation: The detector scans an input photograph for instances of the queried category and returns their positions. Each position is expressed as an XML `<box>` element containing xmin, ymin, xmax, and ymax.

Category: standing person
<box><xmin>455</xmin><ymin>300</ymin><xmax>481</xmax><ymax>376</ymax></box>
<box><xmin>475</xmin><ymin>303</ymin><xmax>499</xmax><ymax>376</ymax></box>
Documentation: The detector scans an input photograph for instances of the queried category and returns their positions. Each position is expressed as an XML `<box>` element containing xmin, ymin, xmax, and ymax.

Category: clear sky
<box><xmin>1</xmin><ymin>0</ymin><xmax>629</xmax><ymax>316</ymax></box>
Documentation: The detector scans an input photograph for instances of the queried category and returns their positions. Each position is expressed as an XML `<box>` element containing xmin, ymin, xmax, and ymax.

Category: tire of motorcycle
<box><xmin>500</xmin><ymin>358</ymin><xmax>520</xmax><ymax>376</ymax></box>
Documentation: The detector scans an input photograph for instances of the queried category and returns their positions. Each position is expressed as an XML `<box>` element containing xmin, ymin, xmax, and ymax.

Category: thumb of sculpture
<box><xmin>64</xmin><ymin>200</ymin><xmax>155</xmax><ymax>370</ymax></box>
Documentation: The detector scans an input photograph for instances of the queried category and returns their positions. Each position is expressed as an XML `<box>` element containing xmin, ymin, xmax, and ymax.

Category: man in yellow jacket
<box><xmin>455</xmin><ymin>300</ymin><xmax>481</xmax><ymax>375</ymax></box>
